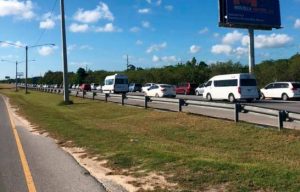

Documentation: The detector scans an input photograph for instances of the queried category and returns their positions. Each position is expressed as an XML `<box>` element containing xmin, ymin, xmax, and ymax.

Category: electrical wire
<box><xmin>33</xmin><ymin>0</ymin><xmax>59</xmax><ymax>45</ymax></box>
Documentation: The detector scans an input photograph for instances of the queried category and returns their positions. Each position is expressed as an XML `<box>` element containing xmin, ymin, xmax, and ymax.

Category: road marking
<box><xmin>4</xmin><ymin>98</ymin><xmax>37</xmax><ymax>192</ymax></box>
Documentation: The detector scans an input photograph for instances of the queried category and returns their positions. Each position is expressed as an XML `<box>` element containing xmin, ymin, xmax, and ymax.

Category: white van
<box><xmin>203</xmin><ymin>73</ymin><xmax>259</xmax><ymax>102</ymax></box>
<box><xmin>102</xmin><ymin>74</ymin><xmax>129</xmax><ymax>94</ymax></box>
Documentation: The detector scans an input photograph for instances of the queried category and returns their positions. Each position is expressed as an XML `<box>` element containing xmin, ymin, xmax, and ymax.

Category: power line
<box><xmin>33</xmin><ymin>0</ymin><xmax>59</xmax><ymax>45</ymax></box>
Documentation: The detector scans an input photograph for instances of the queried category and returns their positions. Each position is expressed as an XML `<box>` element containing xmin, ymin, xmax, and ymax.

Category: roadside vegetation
<box><xmin>1</xmin><ymin>53</ymin><xmax>300</xmax><ymax>88</ymax></box>
<box><xmin>1</xmin><ymin>86</ymin><xmax>300</xmax><ymax>191</ymax></box>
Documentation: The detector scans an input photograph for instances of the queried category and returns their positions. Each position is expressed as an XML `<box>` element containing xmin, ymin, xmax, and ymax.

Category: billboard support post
<box><xmin>248</xmin><ymin>28</ymin><xmax>255</xmax><ymax>74</ymax></box>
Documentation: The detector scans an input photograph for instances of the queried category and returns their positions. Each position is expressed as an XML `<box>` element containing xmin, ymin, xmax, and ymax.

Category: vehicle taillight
<box><xmin>238</xmin><ymin>87</ymin><xmax>241</xmax><ymax>94</ymax></box>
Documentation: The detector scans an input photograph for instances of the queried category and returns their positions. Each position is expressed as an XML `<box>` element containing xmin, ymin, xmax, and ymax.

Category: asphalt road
<box><xmin>0</xmin><ymin>96</ymin><xmax>106</xmax><ymax>192</ymax></box>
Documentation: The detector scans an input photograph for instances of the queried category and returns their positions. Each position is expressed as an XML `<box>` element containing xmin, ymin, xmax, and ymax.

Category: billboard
<box><xmin>219</xmin><ymin>0</ymin><xmax>281</xmax><ymax>30</ymax></box>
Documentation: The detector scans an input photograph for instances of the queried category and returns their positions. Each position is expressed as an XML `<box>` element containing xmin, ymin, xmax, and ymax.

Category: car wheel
<box><xmin>282</xmin><ymin>93</ymin><xmax>289</xmax><ymax>101</ymax></box>
<box><xmin>228</xmin><ymin>94</ymin><xmax>235</xmax><ymax>103</ymax></box>
<box><xmin>206</xmin><ymin>93</ymin><xmax>212</xmax><ymax>101</ymax></box>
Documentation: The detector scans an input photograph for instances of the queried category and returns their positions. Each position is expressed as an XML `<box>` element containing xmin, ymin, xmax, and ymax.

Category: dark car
<box><xmin>129</xmin><ymin>83</ymin><xmax>142</xmax><ymax>92</ymax></box>
<box><xmin>176</xmin><ymin>82</ymin><xmax>198</xmax><ymax>95</ymax></box>
<box><xmin>79</xmin><ymin>84</ymin><xmax>91</xmax><ymax>91</ymax></box>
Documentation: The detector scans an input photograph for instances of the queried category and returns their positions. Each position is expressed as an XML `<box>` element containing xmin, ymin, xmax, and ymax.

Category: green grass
<box><xmin>1</xmin><ymin>86</ymin><xmax>300</xmax><ymax>191</ymax></box>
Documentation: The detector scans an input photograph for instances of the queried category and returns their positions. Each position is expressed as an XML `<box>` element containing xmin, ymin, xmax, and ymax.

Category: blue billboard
<box><xmin>219</xmin><ymin>0</ymin><xmax>281</xmax><ymax>30</ymax></box>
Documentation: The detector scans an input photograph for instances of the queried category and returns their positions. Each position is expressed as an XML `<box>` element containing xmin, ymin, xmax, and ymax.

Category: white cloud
<box><xmin>152</xmin><ymin>55</ymin><xmax>178</xmax><ymax>63</ymax></box>
<box><xmin>130</xmin><ymin>27</ymin><xmax>140</xmax><ymax>33</ymax></box>
<box><xmin>233</xmin><ymin>47</ymin><xmax>248</xmax><ymax>57</ymax></box>
<box><xmin>73</xmin><ymin>2</ymin><xmax>114</xmax><ymax>23</ymax></box>
<box><xmin>39</xmin><ymin>12</ymin><xmax>59</xmax><ymax>29</ymax></box>
<box><xmin>294</xmin><ymin>19</ymin><xmax>300</xmax><ymax>28</ymax></box>
<box><xmin>190</xmin><ymin>45</ymin><xmax>201</xmax><ymax>54</ymax></box>
<box><xmin>211</xmin><ymin>44</ymin><xmax>232</xmax><ymax>55</ymax></box>
<box><xmin>214</xmin><ymin>33</ymin><xmax>220</xmax><ymax>38</ymax></box>
<box><xmin>156</xmin><ymin>0</ymin><xmax>162</xmax><ymax>6</ymax></box>
<box><xmin>146</xmin><ymin>0</ymin><xmax>152</xmax><ymax>4</ymax></box>
<box><xmin>136</xmin><ymin>40</ymin><xmax>143</xmax><ymax>45</ymax></box>
<box><xmin>138</xmin><ymin>8</ymin><xmax>150</xmax><ymax>14</ymax></box>
<box><xmin>242</xmin><ymin>33</ymin><xmax>293</xmax><ymax>48</ymax></box>
<box><xmin>69</xmin><ymin>23</ymin><xmax>89</xmax><ymax>33</ymax></box>
<box><xmin>94</xmin><ymin>23</ymin><xmax>122</xmax><ymax>32</ymax></box>
<box><xmin>40</xmin><ymin>18</ymin><xmax>55</xmax><ymax>29</ymax></box>
<box><xmin>165</xmin><ymin>5</ymin><xmax>173</xmax><ymax>11</ymax></box>
<box><xmin>146</xmin><ymin>42</ymin><xmax>167</xmax><ymax>53</ymax></box>
<box><xmin>198</xmin><ymin>27</ymin><xmax>209</xmax><ymax>34</ymax></box>
<box><xmin>0</xmin><ymin>0</ymin><xmax>35</xmax><ymax>20</ymax></box>
<box><xmin>142</xmin><ymin>21</ymin><xmax>150</xmax><ymax>28</ymax></box>
<box><xmin>38</xmin><ymin>46</ymin><xmax>57</xmax><ymax>56</ymax></box>
<box><xmin>152</xmin><ymin>55</ymin><xmax>160</xmax><ymax>62</ymax></box>
<box><xmin>222</xmin><ymin>30</ymin><xmax>243</xmax><ymax>44</ymax></box>
<box><xmin>79</xmin><ymin>45</ymin><xmax>93</xmax><ymax>50</ymax></box>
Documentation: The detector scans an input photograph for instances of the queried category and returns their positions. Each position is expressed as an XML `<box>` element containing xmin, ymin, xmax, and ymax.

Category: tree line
<box><xmin>2</xmin><ymin>53</ymin><xmax>300</xmax><ymax>88</ymax></box>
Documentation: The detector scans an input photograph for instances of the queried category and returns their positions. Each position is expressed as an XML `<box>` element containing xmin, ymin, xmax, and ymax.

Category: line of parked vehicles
<box><xmin>27</xmin><ymin>73</ymin><xmax>300</xmax><ymax>102</ymax></box>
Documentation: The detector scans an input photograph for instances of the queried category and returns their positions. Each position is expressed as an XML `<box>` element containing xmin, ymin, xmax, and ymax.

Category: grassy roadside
<box><xmin>1</xmin><ymin>85</ymin><xmax>300</xmax><ymax>191</ymax></box>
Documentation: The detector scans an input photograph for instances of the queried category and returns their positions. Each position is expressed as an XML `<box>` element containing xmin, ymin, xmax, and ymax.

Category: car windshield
<box><xmin>240</xmin><ymin>79</ymin><xmax>257</xmax><ymax>86</ymax></box>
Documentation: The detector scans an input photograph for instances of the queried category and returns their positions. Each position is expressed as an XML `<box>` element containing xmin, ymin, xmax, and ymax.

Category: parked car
<box><xmin>203</xmin><ymin>73</ymin><xmax>259</xmax><ymax>102</ymax></box>
<box><xmin>91</xmin><ymin>83</ymin><xmax>99</xmax><ymax>90</ymax></box>
<box><xmin>79</xmin><ymin>84</ymin><xmax>91</xmax><ymax>91</ymax></box>
<box><xmin>96</xmin><ymin>85</ymin><xmax>102</xmax><ymax>92</ymax></box>
<box><xmin>176</xmin><ymin>82</ymin><xmax>198</xmax><ymax>95</ymax></box>
<box><xmin>142</xmin><ymin>83</ymin><xmax>156</xmax><ymax>93</ymax></box>
<box><xmin>129</xmin><ymin>83</ymin><xmax>142</xmax><ymax>92</ymax></box>
<box><xmin>260</xmin><ymin>82</ymin><xmax>300</xmax><ymax>101</ymax></box>
<box><xmin>195</xmin><ymin>83</ymin><xmax>206</xmax><ymax>96</ymax></box>
<box><xmin>144</xmin><ymin>84</ymin><xmax>176</xmax><ymax>98</ymax></box>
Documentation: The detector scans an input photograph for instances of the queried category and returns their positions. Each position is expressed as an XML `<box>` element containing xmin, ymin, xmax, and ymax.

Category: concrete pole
<box><xmin>60</xmin><ymin>0</ymin><xmax>70</xmax><ymax>103</ymax></box>
<box><xmin>25</xmin><ymin>46</ymin><xmax>28</xmax><ymax>94</ymax></box>
<box><xmin>248</xmin><ymin>28</ymin><xmax>255</xmax><ymax>74</ymax></box>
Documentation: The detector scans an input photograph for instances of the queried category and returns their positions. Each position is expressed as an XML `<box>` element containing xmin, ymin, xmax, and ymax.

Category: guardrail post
<box><xmin>234</xmin><ymin>103</ymin><xmax>240</xmax><ymax>122</ymax></box>
<box><xmin>82</xmin><ymin>91</ymin><xmax>85</xmax><ymax>98</ymax></box>
<box><xmin>122</xmin><ymin>94</ymin><xmax>125</xmax><ymax>106</ymax></box>
<box><xmin>105</xmin><ymin>93</ymin><xmax>109</xmax><ymax>102</ymax></box>
<box><xmin>145</xmin><ymin>96</ymin><xmax>149</xmax><ymax>109</ymax></box>
<box><xmin>75</xmin><ymin>91</ymin><xmax>78</xmax><ymax>97</ymax></box>
<box><xmin>92</xmin><ymin>92</ymin><xmax>96</xmax><ymax>100</ymax></box>
<box><xmin>179</xmin><ymin>99</ymin><xmax>185</xmax><ymax>112</ymax></box>
<box><xmin>278</xmin><ymin>111</ymin><xmax>283</xmax><ymax>131</ymax></box>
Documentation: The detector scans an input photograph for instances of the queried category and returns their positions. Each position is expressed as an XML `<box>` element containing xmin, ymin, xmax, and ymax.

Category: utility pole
<box><xmin>126</xmin><ymin>54</ymin><xmax>129</xmax><ymax>70</ymax></box>
<box><xmin>16</xmin><ymin>61</ymin><xmax>18</xmax><ymax>92</ymax></box>
<box><xmin>248</xmin><ymin>28</ymin><xmax>255</xmax><ymax>74</ymax></box>
<box><xmin>25</xmin><ymin>46</ymin><xmax>28</xmax><ymax>93</ymax></box>
<box><xmin>60</xmin><ymin>0</ymin><xmax>70</xmax><ymax>103</ymax></box>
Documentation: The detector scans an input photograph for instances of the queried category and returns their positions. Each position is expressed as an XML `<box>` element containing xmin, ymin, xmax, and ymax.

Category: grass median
<box><xmin>1</xmin><ymin>86</ymin><xmax>300</xmax><ymax>191</ymax></box>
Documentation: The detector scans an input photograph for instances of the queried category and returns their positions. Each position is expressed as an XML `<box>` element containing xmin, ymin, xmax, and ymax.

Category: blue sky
<box><xmin>0</xmin><ymin>0</ymin><xmax>300</xmax><ymax>80</ymax></box>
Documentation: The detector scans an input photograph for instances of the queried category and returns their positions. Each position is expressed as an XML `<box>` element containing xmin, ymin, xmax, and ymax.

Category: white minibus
<box><xmin>203</xmin><ymin>73</ymin><xmax>259</xmax><ymax>102</ymax></box>
<box><xmin>102</xmin><ymin>74</ymin><xmax>129</xmax><ymax>93</ymax></box>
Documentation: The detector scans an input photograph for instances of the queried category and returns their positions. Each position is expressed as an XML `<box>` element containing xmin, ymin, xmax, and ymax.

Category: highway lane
<box><xmin>126</xmin><ymin>92</ymin><xmax>300</xmax><ymax>113</ymax></box>
<box><xmin>0</xmin><ymin>95</ymin><xmax>27</xmax><ymax>191</ymax></box>
<box><xmin>0</xmin><ymin>96</ymin><xmax>107</xmax><ymax>192</ymax></box>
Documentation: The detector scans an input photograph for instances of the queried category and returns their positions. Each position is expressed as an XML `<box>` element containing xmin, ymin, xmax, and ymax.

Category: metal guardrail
<box><xmin>22</xmin><ymin>86</ymin><xmax>300</xmax><ymax>130</ymax></box>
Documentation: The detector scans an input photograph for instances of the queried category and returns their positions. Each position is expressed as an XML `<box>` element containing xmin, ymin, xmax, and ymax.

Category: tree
<box><xmin>76</xmin><ymin>67</ymin><xmax>87</xmax><ymax>84</ymax></box>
